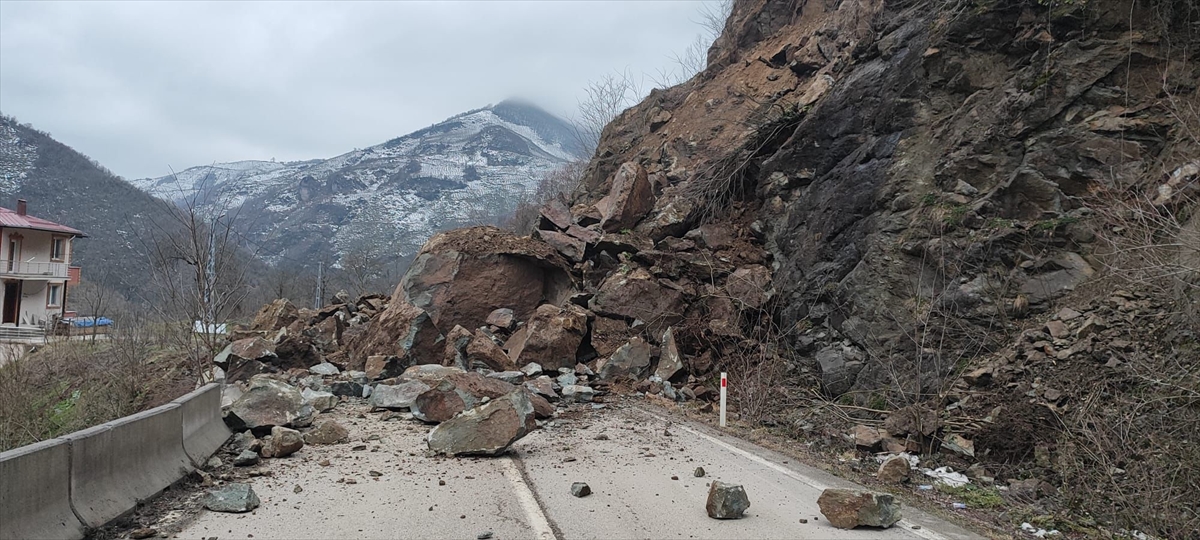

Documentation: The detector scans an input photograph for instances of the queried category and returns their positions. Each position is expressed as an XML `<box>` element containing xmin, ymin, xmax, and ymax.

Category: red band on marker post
<box><xmin>721</xmin><ymin>375</ymin><xmax>727</xmax><ymax>387</ymax></box>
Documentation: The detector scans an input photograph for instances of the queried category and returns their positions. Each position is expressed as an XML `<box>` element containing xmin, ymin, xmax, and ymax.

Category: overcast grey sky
<box><xmin>0</xmin><ymin>1</ymin><xmax>712</xmax><ymax>180</ymax></box>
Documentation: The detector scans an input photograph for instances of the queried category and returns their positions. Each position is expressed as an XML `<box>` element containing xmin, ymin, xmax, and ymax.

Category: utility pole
<box><xmin>204</xmin><ymin>214</ymin><xmax>221</xmax><ymax>329</ymax></box>
<box><xmin>314</xmin><ymin>261</ymin><xmax>324</xmax><ymax>309</ymax></box>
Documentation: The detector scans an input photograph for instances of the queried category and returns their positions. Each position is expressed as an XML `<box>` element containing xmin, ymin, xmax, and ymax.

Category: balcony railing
<box><xmin>0</xmin><ymin>260</ymin><xmax>69</xmax><ymax>278</ymax></box>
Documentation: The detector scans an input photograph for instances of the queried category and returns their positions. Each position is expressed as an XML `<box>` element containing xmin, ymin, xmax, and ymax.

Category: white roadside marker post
<box><xmin>719</xmin><ymin>372</ymin><xmax>727</xmax><ymax>427</ymax></box>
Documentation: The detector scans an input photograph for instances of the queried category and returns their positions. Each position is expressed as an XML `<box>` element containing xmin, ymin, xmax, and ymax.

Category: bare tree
<box><xmin>572</xmin><ymin>69</ymin><xmax>645</xmax><ymax>158</ymax></box>
<box><xmin>140</xmin><ymin>175</ymin><xmax>256</xmax><ymax>384</ymax></box>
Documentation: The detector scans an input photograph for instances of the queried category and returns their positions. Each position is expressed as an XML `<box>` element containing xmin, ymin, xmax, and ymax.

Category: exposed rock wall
<box><xmin>573</xmin><ymin>0</ymin><xmax>1197</xmax><ymax>399</ymax></box>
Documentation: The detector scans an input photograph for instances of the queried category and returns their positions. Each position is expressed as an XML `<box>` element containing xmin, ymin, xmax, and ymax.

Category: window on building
<box><xmin>51</xmin><ymin>238</ymin><xmax>66</xmax><ymax>261</ymax></box>
<box><xmin>47</xmin><ymin>284</ymin><xmax>62</xmax><ymax>307</ymax></box>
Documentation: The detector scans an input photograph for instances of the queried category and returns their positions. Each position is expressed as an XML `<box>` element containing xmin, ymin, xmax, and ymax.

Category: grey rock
<box><xmin>694</xmin><ymin>467</ymin><xmax>705</xmax><ymax>477</ymax></box>
<box><xmin>598</xmin><ymin>337</ymin><xmax>653</xmax><ymax>381</ymax></box>
<box><xmin>301</xmin><ymin>388</ymin><xmax>338</xmax><ymax>412</ymax></box>
<box><xmin>233</xmin><ymin>449</ymin><xmax>260</xmax><ymax>467</ymax></box>
<box><xmin>815</xmin><ymin>345</ymin><xmax>864</xmax><ymax>397</ymax></box>
<box><xmin>556</xmin><ymin>372</ymin><xmax>578</xmax><ymax>387</ymax></box>
<box><xmin>570</xmin><ymin>482</ymin><xmax>592</xmax><ymax>497</ymax></box>
<box><xmin>225</xmin><ymin>376</ymin><xmax>311</xmax><ymax>430</ymax></box>
<box><xmin>520</xmin><ymin>362</ymin><xmax>544</xmax><ymax>377</ymax></box>
<box><xmin>485</xmin><ymin>308</ymin><xmax>515</xmax><ymax>329</ymax></box>
<box><xmin>487</xmin><ymin>371</ymin><xmax>525</xmax><ymax>385</ymax></box>
<box><xmin>204</xmin><ymin>483</ymin><xmax>261</xmax><ymax>513</ymax></box>
<box><xmin>329</xmin><ymin>380</ymin><xmax>364</xmax><ymax>397</ymax></box>
<box><xmin>706</xmin><ymin>481</ymin><xmax>750</xmax><ymax>519</ymax></box>
<box><xmin>654</xmin><ymin>327</ymin><xmax>685</xmax><ymax>382</ymax></box>
<box><xmin>560</xmin><ymin>385</ymin><xmax>595</xmax><ymax>403</ymax></box>
<box><xmin>369</xmin><ymin>380</ymin><xmax>432</xmax><ymax>410</ymax></box>
<box><xmin>309</xmin><ymin>362</ymin><xmax>340</xmax><ymax>375</ymax></box>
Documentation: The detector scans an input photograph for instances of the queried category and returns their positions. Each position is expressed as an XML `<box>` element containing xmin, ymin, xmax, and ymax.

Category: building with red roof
<box><xmin>0</xmin><ymin>199</ymin><xmax>86</xmax><ymax>337</ymax></box>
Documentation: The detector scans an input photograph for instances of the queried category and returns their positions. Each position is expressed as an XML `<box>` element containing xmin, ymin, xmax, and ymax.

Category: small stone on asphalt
<box><xmin>571</xmin><ymin>482</ymin><xmax>592</xmax><ymax>497</ymax></box>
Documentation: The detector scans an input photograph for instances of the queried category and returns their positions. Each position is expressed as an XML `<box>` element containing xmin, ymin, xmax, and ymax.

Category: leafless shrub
<box><xmin>502</xmin><ymin>160</ymin><xmax>587</xmax><ymax>234</ymax></box>
<box><xmin>571</xmin><ymin>70</ymin><xmax>645</xmax><ymax>158</ymax></box>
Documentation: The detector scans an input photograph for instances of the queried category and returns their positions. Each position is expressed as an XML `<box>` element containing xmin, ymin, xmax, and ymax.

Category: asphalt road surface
<box><xmin>178</xmin><ymin>400</ymin><xmax>983</xmax><ymax>540</ymax></box>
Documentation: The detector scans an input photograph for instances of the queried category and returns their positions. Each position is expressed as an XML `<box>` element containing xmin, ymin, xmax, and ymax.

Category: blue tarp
<box><xmin>64</xmin><ymin>317</ymin><xmax>113</xmax><ymax>328</ymax></box>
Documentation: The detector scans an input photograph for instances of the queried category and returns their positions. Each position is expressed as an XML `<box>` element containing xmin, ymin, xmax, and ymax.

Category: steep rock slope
<box><xmin>132</xmin><ymin>100</ymin><xmax>582</xmax><ymax>268</ymax></box>
<box><xmin>0</xmin><ymin>115</ymin><xmax>180</xmax><ymax>299</ymax></box>
<box><xmin>577</xmin><ymin>0</ymin><xmax>1197</xmax><ymax>398</ymax></box>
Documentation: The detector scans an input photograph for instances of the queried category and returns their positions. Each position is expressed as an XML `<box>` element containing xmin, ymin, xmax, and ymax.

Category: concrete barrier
<box><xmin>65</xmin><ymin>403</ymin><xmax>194</xmax><ymax>528</ymax></box>
<box><xmin>173</xmin><ymin>383</ymin><xmax>231</xmax><ymax>467</ymax></box>
<box><xmin>0</xmin><ymin>438</ymin><xmax>85</xmax><ymax>540</ymax></box>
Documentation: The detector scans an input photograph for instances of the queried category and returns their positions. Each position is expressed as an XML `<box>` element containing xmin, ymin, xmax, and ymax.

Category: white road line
<box><xmin>500</xmin><ymin>456</ymin><xmax>557</xmax><ymax>540</ymax></box>
<box><xmin>649</xmin><ymin>413</ymin><xmax>954</xmax><ymax>540</ymax></box>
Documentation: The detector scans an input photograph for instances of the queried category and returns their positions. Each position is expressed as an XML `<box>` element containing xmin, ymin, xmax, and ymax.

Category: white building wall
<box><xmin>0</xmin><ymin>229</ymin><xmax>73</xmax><ymax>326</ymax></box>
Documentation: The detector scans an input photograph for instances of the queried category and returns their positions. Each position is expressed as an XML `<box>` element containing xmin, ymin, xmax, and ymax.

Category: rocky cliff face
<box><xmin>573</xmin><ymin>0</ymin><xmax>1198</xmax><ymax>400</ymax></box>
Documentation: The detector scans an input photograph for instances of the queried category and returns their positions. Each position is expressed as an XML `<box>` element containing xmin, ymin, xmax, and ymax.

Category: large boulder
<box><xmin>466</xmin><ymin>332</ymin><xmax>514</xmax><ymax>371</ymax></box>
<box><xmin>400</xmin><ymin>226</ymin><xmax>573</xmax><ymax>334</ymax></box>
<box><xmin>595</xmin><ymin>162</ymin><xmax>654</xmax><ymax>232</ymax></box>
<box><xmin>365</xmin><ymin>355</ymin><xmax>410</xmax><ymax>380</ymax></box>
<box><xmin>346</xmin><ymin>300</ymin><xmax>443</xmax><ymax>366</ymax></box>
<box><xmin>427</xmin><ymin>390</ymin><xmax>537</xmax><ymax>456</ymax></box>
<box><xmin>224</xmin><ymin>377</ymin><xmax>313</xmax><ymax>431</ymax></box>
<box><xmin>368</xmin><ymin>380</ymin><xmax>431</xmax><ymax>410</ymax></box>
<box><xmin>249</xmin><ymin>299</ymin><xmax>299</xmax><ymax>333</ymax></box>
<box><xmin>817</xmin><ymin>489</ymin><xmax>902</xmax><ymax>529</ymax></box>
<box><xmin>590</xmin><ymin>268</ymin><xmax>685</xmax><ymax>335</ymax></box>
<box><xmin>412</xmin><ymin>373</ymin><xmax>519</xmax><ymax>423</ymax></box>
<box><xmin>215</xmin><ymin>338</ymin><xmax>278</xmax><ymax>381</ymax></box>
<box><xmin>506</xmin><ymin>304</ymin><xmax>587</xmax><ymax>371</ymax></box>
<box><xmin>304</xmin><ymin>419</ymin><xmax>350</xmax><ymax>445</ymax></box>
<box><xmin>598</xmin><ymin>337</ymin><xmax>653</xmax><ymax>381</ymax></box>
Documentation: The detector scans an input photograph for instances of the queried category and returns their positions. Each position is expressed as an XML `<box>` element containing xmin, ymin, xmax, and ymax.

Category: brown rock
<box><xmin>346</xmin><ymin>300</ymin><xmax>443</xmax><ymax>367</ymax></box>
<box><xmin>411</xmin><ymin>381</ymin><xmax>470</xmax><ymax>423</ymax></box>
<box><xmin>261</xmin><ymin>426</ymin><xmax>304</xmax><ymax>458</ymax></box>
<box><xmin>596</xmin><ymin>162</ymin><xmax>655</xmax><ymax>232</ymax></box>
<box><xmin>538</xmin><ymin>198</ymin><xmax>573</xmax><ymax>230</ymax></box>
<box><xmin>877</xmin><ymin>456</ymin><xmax>911</xmax><ymax>484</ymax></box>
<box><xmin>725</xmin><ymin>265</ymin><xmax>773</xmax><ymax>309</ymax></box>
<box><xmin>442</xmin><ymin>325</ymin><xmax>475</xmax><ymax>368</ymax></box>
<box><xmin>817</xmin><ymin>489</ymin><xmax>901</xmax><ymax>529</ymax></box>
<box><xmin>467</xmin><ymin>332</ymin><xmax>515</xmax><ymax>371</ymax></box>
<box><xmin>1045</xmin><ymin>320</ymin><xmax>1069</xmax><ymax>339</ymax></box>
<box><xmin>250</xmin><ymin>298</ymin><xmax>300</xmax><ymax>332</ymax></box>
<box><xmin>527</xmin><ymin>391</ymin><xmax>555</xmax><ymax>419</ymax></box>
<box><xmin>853</xmin><ymin>425</ymin><xmax>882</xmax><ymax>449</ymax></box>
<box><xmin>398</xmin><ymin>226</ymin><xmax>573</xmax><ymax>333</ymax></box>
<box><xmin>365</xmin><ymin>355</ymin><xmax>409</xmax><ymax>380</ymax></box>
<box><xmin>485</xmin><ymin>308</ymin><xmax>515</xmax><ymax>330</ymax></box>
<box><xmin>215</xmin><ymin>337</ymin><xmax>277</xmax><ymax>367</ymax></box>
<box><xmin>507</xmin><ymin>304</ymin><xmax>587</xmax><ymax>371</ymax></box>
<box><xmin>564</xmin><ymin>224</ymin><xmax>601</xmax><ymax>244</ymax></box>
<box><xmin>427</xmin><ymin>391</ymin><xmax>537</xmax><ymax>456</ymax></box>
<box><xmin>589</xmin><ymin>316</ymin><xmax>633</xmax><ymax>358</ymax></box>
<box><xmin>591</xmin><ymin>269</ymin><xmax>685</xmax><ymax>335</ymax></box>
<box><xmin>535</xmin><ymin>229</ymin><xmax>587</xmax><ymax>263</ymax></box>
<box><xmin>303</xmin><ymin>420</ymin><xmax>349</xmax><ymax>445</ymax></box>
<box><xmin>684</xmin><ymin>224</ymin><xmax>735</xmax><ymax>250</ymax></box>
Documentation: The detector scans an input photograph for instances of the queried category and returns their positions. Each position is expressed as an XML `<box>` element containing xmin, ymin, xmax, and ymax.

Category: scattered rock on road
<box><xmin>817</xmin><ymin>489</ymin><xmax>901</xmax><ymax>529</ymax></box>
<box><xmin>694</xmin><ymin>467</ymin><xmax>706</xmax><ymax>477</ymax></box>
<box><xmin>129</xmin><ymin>527</ymin><xmax>157</xmax><ymax>539</ymax></box>
<box><xmin>204</xmin><ymin>483</ymin><xmax>261</xmax><ymax>513</ymax></box>
<box><xmin>571</xmin><ymin>482</ymin><xmax>592</xmax><ymax>497</ymax></box>
<box><xmin>427</xmin><ymin>390</ymin><xmax>536</xmax><ymax>456</ymax></box>
<box><xmin>706</xmin><ymin>481</ymin><xmax>751</xmax><ymax>519</ymax></box>
<box><xmin>301</xmin><ymin>388</ymin><xmax>338</xmax><ymax>413</ymax></box>
<box><xmin>304</xmin><ymin>419</ymin><xmax>350</xmax><ymax>445</ymax></box>
<box><xmin>561</xmin><ymin>385</ymin><xmax>596</xmax><ymax>402</ymax></box>
<box><xmin>233</xmin><ymin>449</ymin><xmax>260</xmax><ymax>467</ymax></box>
<box><xmin>261</xmin><ymin>426</ymin><xmax>304</xmax><ymax>458</ymax></box>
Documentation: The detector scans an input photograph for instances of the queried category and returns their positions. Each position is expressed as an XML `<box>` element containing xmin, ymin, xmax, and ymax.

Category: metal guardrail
<box><xmin>0</xmin><ymin>259</ymin><xmax>69</xmax><ymax>278</ymax></box>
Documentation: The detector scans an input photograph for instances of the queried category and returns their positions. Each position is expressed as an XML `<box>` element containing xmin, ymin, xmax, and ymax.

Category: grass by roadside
<box><xmin>0</xmin><ymin>332</ymin><xmax>195</xmax><ymax>452</ymax></box>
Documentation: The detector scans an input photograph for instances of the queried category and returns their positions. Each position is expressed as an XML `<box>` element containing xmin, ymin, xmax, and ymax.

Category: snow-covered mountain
<box><xmin>131</xmin><ymin>99</ymin><xmax>583</xmax><ymax>269</ymax></box>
